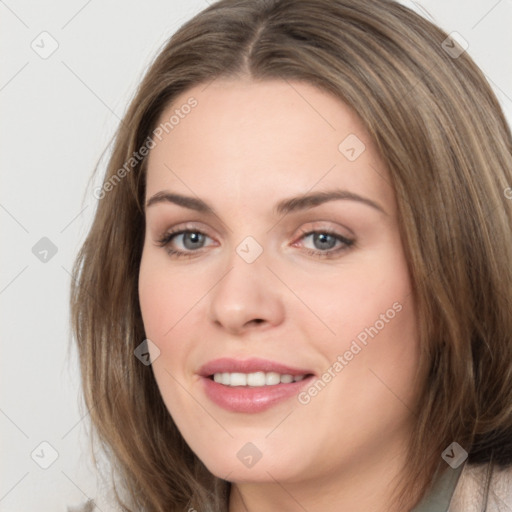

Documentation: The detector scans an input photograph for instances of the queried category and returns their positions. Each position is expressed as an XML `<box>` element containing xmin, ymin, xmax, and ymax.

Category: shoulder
<box><xmin>448</xmin><ymin>463</ymin><xmax>512</xmax><ymax>512</ymax></box>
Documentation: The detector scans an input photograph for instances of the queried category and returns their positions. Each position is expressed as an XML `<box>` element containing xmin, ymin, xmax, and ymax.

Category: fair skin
<box><xmin>138</xmin><ymin>77</ymin><xmax>422</xmax><ymax>512</ymax></box>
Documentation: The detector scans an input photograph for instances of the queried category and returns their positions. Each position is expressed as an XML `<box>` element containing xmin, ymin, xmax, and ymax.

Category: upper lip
<box><xmin>198</xmin><ymin>357</ymin><xmax>315</xmax><ymax>377</ymax></box>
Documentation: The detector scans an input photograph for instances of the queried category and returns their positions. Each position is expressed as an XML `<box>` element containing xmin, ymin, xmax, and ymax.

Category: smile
<box><xmin>198</xmin><ymin>358</ymin><xmax>316</xmax><ymax>413</ymax></box>
<box><xmin>212</xmin><ymin>371</ymin><xmax>307</xmax><ymax>387</ymax></box>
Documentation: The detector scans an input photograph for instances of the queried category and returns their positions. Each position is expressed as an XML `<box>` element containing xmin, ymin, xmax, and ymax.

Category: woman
<box><xmin>70</xmin><ymin>0</ymin><xmax>512</xmax><ymax>510</ymax></box>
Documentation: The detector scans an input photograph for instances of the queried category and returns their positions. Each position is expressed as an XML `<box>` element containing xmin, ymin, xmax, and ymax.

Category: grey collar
<box><xmin>411</xmin><ymin>463</ymin><xmax>465</xmax><ymax>512</ymax></box>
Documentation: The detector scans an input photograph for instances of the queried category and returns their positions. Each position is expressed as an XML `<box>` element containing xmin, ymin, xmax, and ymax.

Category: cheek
<box><xmin>294</xmin><ymin>254</ymin><xmax>413</xmax><ymax>346</ymax></box>
<box><xmin>138</xmin><ymin>254</ymin><xmax>198</xmax><ymax>418</ymax></box>
<box><xmin>138</xmin><ymin>250</ymin><xmax>209</xmax><ymax>402</ymax></box>
<box><xmin>138</xmin><ymin>250</ymin><xmax>204</xmax><ymax>340</ymax></box>
<box><xmin>301</xmin><ymin>248</ymin><xmax>420</xmax><ymax>397</ymax></box>
<box><xmin>331</xmin><ymin>264</ymin><xmax>419</xmax><ymax>411</ymax></box>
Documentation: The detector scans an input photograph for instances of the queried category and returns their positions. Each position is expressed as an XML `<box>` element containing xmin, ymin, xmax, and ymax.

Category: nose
<box><xmin>207</xmin><ymin>251</ymin><xmax>285</xmax><ymax>335</ymax></box>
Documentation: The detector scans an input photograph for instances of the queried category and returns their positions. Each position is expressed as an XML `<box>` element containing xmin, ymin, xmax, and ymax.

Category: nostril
<box><xmin>243</xmin><ymin>318</ymin><xmax>265</xmax><ymax>328</ymax></box>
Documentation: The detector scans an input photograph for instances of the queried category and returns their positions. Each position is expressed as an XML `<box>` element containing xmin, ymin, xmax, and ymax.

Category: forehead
<box><xmin>145</xmin><ymin>78</ymin><xmax>394</xmax><ymax>214</ymax></box>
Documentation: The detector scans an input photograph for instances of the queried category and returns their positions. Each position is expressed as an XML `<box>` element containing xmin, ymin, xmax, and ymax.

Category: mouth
<box><xmin>198</xmin><ymin>358</ymin><xmax>316</xmax><ymax>413</ymax></box>
<box><xmin>208</xmin><ymin>371</ymin><xmax>312</xmax><ymax>386</ymax></box>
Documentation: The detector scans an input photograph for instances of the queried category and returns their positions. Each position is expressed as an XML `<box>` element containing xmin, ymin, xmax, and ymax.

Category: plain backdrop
<box><xmin>1</xmin><ymin>1</ymin><xmax>511</xmax><ymax>510</ymax></box>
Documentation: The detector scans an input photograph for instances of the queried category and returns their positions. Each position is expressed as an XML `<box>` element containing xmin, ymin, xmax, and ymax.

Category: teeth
<box><xmin>265</xmin><ymin>372</ymin><xmax>281</xmax><ymax>385</ymax></box>
<box><xmin>212</xmin><ymin>372</ymin><xmax>308</xmax><ymax>387</ymax></box>
<box><xmin>230</xmin><ymin>372</ymin><xmax>247</xmax><ymax>386</ymax></box>
<box><xmin>247</xmin><ymin>371</ymin><xmax>265</xmax><ymax>386</ymax></box>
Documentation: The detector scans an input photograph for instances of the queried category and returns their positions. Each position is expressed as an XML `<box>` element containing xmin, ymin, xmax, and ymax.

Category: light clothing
<box><xmin>413</xmin><ymin>462</ymin><xmax>512</xmax><ymax>512</ymax></box>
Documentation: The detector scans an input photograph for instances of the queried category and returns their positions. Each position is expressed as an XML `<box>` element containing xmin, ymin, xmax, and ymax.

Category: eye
<box><xmin>295</xmin><ymin>229</ymin><xmax>354</xmax><ymax>258</ymax></box>
<box><xmin>156</xmin><ymin>229</ymin><xmax>214</xmax><ymax>258</ymax></box>
<box><xmin>155</xmin><ymin>227</ymin><xmax>354</xmax><ymax>260</ymax></box>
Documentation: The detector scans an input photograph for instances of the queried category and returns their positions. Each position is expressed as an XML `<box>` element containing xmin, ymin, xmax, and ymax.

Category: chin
<box><xmin>192</xmin><ymin>439</ymin><xmax>310</xmax><ymax>484</ymax></box>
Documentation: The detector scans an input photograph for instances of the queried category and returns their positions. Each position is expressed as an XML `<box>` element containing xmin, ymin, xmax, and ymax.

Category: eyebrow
<box><xmin>145</xmin><ymin>189</ymin><xmax>386</xmax><ymax>216</ymax></box>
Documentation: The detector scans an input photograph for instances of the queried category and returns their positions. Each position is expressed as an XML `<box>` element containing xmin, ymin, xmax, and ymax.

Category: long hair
<box><xmin>70</xmin><ymin>0</ymin><xmax>512</xmax><ymax>510</ymax></box>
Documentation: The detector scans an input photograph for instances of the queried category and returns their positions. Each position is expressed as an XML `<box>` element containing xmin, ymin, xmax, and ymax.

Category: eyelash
<box><xmin>156</xmin><ymin>227</ymin><xmax>355</xmax><ymax>260</ymax></box>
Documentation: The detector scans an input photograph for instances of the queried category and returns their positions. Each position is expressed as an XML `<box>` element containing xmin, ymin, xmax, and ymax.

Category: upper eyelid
<box><xmin>158</xmin><ymin>218</ymin><xmax>353</xmax><ymax>236</ymax></box>
<box><xmin>160</xmin><ymin>225</ymin><xmax>349</xmax><ymax>239</ymax></box>
<box><xmin>161</xmin><ymin>222</ymin><xmax>214</xmax><ymax>238</ymax></box>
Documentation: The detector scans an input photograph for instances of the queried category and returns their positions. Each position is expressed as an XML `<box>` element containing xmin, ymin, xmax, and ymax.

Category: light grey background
<box><xmin>1</xmin><ymin>1</ymin><xmax>511</xmax><ymax>510</ymax></box>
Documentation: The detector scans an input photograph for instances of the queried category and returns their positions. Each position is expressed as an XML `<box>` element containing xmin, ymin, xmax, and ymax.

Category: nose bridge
<box><xmin>207</xmin><ymin>238</ymin><xmax>285</xmax><ymax>333</ymax></box>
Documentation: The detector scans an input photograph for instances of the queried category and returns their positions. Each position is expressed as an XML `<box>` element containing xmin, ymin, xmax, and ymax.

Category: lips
<box><xmin>198</xmin><ymin>357</ymin><xmax>314</xmax><ymax>377</ymax></box>
<box><xmin>198</xmin><ymin>357</ymin><xmax>316</xmax><ymax>413</ymax></box>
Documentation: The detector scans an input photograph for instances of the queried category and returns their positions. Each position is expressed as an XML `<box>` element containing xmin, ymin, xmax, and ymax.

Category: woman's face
<box><xmin>139</xmin><ymin>78</ymin><xmax>420</xmax><ymax>489</ymax></box>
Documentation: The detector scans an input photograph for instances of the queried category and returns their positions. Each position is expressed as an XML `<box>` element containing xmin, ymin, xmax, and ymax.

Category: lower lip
<box><xmin>201</xmin><ymin>375</ymin><xmax>314</xmax><ymax>413</ymax></box>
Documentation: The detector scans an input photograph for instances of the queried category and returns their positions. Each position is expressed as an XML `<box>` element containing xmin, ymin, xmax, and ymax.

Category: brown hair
<box><xmin>70</xmin><ymin>0</ymin><xmax>512</xmax><ymax>510</ymax></box>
